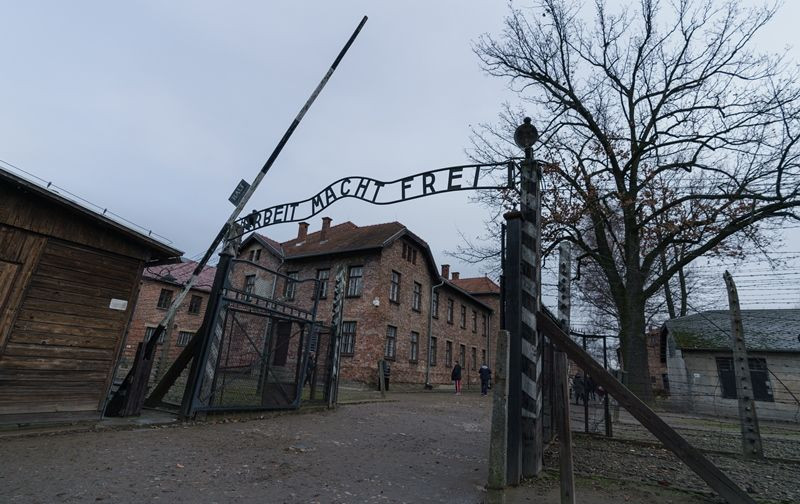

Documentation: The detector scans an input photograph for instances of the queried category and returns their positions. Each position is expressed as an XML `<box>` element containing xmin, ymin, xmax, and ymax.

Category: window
<box><xmin>660</xmin><ymin>331</ymin><xmax>667</xmax><ymax>363</ymax></box>
<box><xmin>284</xmin><ymin>272</ymin><xmax>298</xmax><ymax>300</ymax></box>
<box><xmin>471</xmin><ymin>347</ymin><xmax>477</xmax><ymax>370</ymax></box>
<box><xmin>459</xmin><ymin>344</ymin><xmax>466</xmax><ymax>367</ymax></box>
<box><xmin>255</xmin><ymin>249</ymin><xmax>261</xmax><ymax>261</ymax></box>
<box><xmin>460</xmin><ymin>305</ymin><xmax>467</xmax><ymax>329</ymax></box>
<box><xmin>316</xmin><ymin>269</ymin><xmax>330</xmax><ymax>299</ymax></box>
<box><xmin>429</xmin><ymin>337</ymin><xmax>437</xmax><ymax>366</ymax></box>
<box><xmin>482</xmin><ymin>349</ymin><xmax>487</xmax><ymax>366</ymax></box>
<box><xmin>390</xmin><ymin>271</ymin><xmax>401</xmax><ymax>303</ymax></box>
<box><xmin>157</xmin><ymin>288</ymin><xmax>173</xmax><ymax>309</ymax></box>
<box><xmin>716</xmin><ymin>357</ymin><xmax>774</xmax><ymax>402</ymax></box>
<box><xmin>412</xmin><ymin>282</ymin><xmax>422</xmax><ymax>312</ymax></box>
<box><xmin>482</xmin><ymin>314</ymin><xmax>488</xmax><ymax>336</ymax></box>
<box><xmin>177</xmin><ymin>331</ymin><xmax>193</xmax><ymax>347</ymax></box>
<box><xmin>385</xmin><ymin>325</ymin><xmax>397</xmax><ymax>360</ymax></box>
<box><xmin>248</xmin><ymin>249</ymin><xmax>255</xmax><ymax>261</ymax></box>
<box><xmin>471</xmin><ymin>310</ymin><xmax>477</xmax><ymax>332</ymax></box>
<box><xmin>445</xmin><ymin>341</ymin><xmax>453</xmax><ymax>367</ymax></box>
<box><xmin>145</xmin><ymin>326</ymin><xmax>163</xmax><ymax>345</ymax></box>
<box><xmin>447</xmin><ymin>298</ymin><xmax>454</xmax><ymax>324</ymax></box>
<box><xmin>188</xmin><ymin>295</ymin><xmax>203</xmax><ymax>314</ymax></box>
<box><xmin>401</xmin><ymin>243</ymin><xmax>417</xmax><ymax>264</ymax></box>
<box><xmin>347</xmin><ymin>266</ymin><xmax>363</xmax><ymax>297</ymax></box>
<box><xmin>410</xmin><ymin>332</ymin><xmax>419</xmax><ymax>362</ymax></box>
<box><xmin>432</xmin><ymin>291</ymin><xmax>439</xmax><ymax>319</ymax></box>
<box><xmin>244</xmin><ymin>275</ymin><xmax>256</xmax><ymax>294</ymax></box>
<box><xmin>341</xmin><ymin>321</ymin><xmax>357</xmax><ymax>355</ymax></box>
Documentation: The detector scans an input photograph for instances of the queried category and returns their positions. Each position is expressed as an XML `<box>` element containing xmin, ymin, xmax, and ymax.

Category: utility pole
<box><xmin>723</xmin><ymin>271</ymin><xmax>764</xmax><ymax>459</ymax></box>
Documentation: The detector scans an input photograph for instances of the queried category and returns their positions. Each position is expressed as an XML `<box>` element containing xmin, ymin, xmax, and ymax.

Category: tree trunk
<box><xmin>618</xmin><ymin>288</ymin><xmax>653</xmax><ymax>402</ymax></box>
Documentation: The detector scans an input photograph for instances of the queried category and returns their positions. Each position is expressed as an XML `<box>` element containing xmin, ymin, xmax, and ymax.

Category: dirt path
<box><xmin>2</xmin><ymin>393</ymin><xmax>492</xmax><ymax>503</ymax></box>
<box><xmin>2</xmin><ymin>392</ymin><xmax>791</xmax><ymax>503</ymax></box>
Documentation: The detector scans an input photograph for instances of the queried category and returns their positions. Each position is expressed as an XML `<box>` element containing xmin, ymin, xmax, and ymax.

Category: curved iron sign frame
<box><xmin>236</xmin><ymin>161</ymin><xmax>516</xmax><ymax>235</ymax></box>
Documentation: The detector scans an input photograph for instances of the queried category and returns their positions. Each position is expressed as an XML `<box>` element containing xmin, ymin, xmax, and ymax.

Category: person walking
<box><xmin>382</xmin><ymin>360</ymin><xmax>391</xmax><ymax>391</ymax></box>
<box><xmin>304</xmin><ymin>352</ymin><xmax>316</xmax><ymax>388</ymax></box>
<box><xmin>451</xmin><ymin>361</ymin><xmax>462</xmax><ymax>395</ymax></box>
<box><xmin>478</xmin><ymin>363</ymin><xmax>492</xmax><ymax>396</ymax></box>
<box><xmin>573</xmin><ymin>373</ymin><xmax>585</xmax><ymax>405</ymax></box>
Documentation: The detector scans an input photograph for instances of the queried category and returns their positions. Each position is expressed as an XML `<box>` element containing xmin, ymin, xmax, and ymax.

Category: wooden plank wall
<box><xmin>0</xmin><ymin>232</ymin><xmax>142</xmax><ymax>418</ymax></box>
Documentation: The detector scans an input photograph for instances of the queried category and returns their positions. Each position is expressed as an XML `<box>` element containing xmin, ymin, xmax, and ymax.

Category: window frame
<box><xmin>412</xmin><ymin>282</ymin><xmax>422</xmax><ymax>312</ymax></box>
<box><xmin>390</xmin><ymin>270</ymin><xmax>401</xmax><ymax>303</ymax></box>
<box><xmin>445</xmin><ymin>340</ymin><xmax>453</xmax><ymax>368</ymax></box>
<box><xmin>346</xmin><ymin>265</ymin><xmax>364</xmax><ymax>298</ymax></box>
<box><xmin>446</xmin><ymin>298</ymin><xmax>454</xmax><ymax>324</ymax></box>
<box><xmin>315</xmin><ymin>269</ymin><xmax>330</xmax><ymax>299</ymax></box>
<box><xmin>471</xmin><ymin>310</ymin><xmax>477</xmax><ymax>332</ymax></box>
<box><xmin>283</xmin><ymin>271</ymin><xmax>299</xmax><ymax>301</ymax></box>
<box><xmin>460</xmin><ymin>304</ymin><xmax>467</xmax><ymax>329</ymax></box>
<box><xmin>341</xmin><ymin>321</ymin><xmax>357</xmax><ymax>356</ymax></box>
<box><xmin>244</xmin><ymin>275</ymin><xmax>256</xmax><ymax>295</ymax></box>
<box><xmin>410</xmin><ymin>331</ymin><xmax>419</xmax><ymax>363</ymax></box>
<box><xmin>429</xmin><ymin>336</ymin><xmax>438</xmax><ymax>366</ymax></box>
<box><xmin>177</xmin><ymin>331</ymin><xmax>193</xmax><ymax>347</ymax></box>
<box><xmin>385</xmin><ymin>325</ymin><xmax>397</xmax><ymax>360</ymax></box>
<box><xmin>188</xmin><ymin>295</ymin><xmax>203</xmax><ymax>315</ymax></box>
<box><xmin>432</xmin><ymin>291</ymin><xmax>439</xmax><ymax>319</ymax></box>
<box><xmin>156</xmin><ymin>288</ymin><xmax>173</xmax><ymax>309</ymax></box>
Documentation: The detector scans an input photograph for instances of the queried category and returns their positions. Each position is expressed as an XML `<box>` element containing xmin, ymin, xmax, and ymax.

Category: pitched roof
<box><xmin>0</xmin><ymin>166</ymin><xmax>181</xmax><ymax>261</ymax></box>
<box><xmin>664</xmin><ymin>309</ymin><xmax>800</xmax><ymax>352</ymax></box>
<box><xmin>143</xmin><ymin>259</ymin><xmax>217</xmax><ymax>293</ymax></box>
<box><xmin>451</xmin><ymin>276</ymin><xmax>500</xmax><ymax>295</ymax></box>
<box><xmin>280</xmin><ymin>221</ymin><xmax>404</xmax><ymax>259</ymax></box>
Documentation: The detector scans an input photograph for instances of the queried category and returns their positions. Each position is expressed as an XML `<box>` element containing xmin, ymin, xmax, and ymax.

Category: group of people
<box><xmin>450</xmin><ymin>362</ymin><xmax>493</xmax><ymax>396</ymax></box>
<box><xmin>571</xmin><ymin>373</ymin><xmax>604</xmax><ymax>405</ymax></box>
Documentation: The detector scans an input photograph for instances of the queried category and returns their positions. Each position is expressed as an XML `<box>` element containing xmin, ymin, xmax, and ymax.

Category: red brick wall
<box><xmin>231</xmin><ymin>236</ymin><xmax>496</xmax><ymax>388</ymax></box>
<box><xmin>117</xmin><ymin>279</ymin><xmax>209</xmax><ymax>381</ymax></box>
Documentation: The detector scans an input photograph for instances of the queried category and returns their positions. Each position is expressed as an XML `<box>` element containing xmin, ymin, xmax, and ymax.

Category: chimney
<box><xmin>297</xmin><ymin>222</ymin><xmax>309</xmax><ymax>241</ymax></box>
<box><xmin>441</xmin><ymin>264</ymin><xmax>450</xmax><ymax>279</ymax></box>
<box><xmin>452</xmin><ymin>272</ymin><xmax>460</xmax><ymax>280</ymax></box>
<box><xmin>321</xmin><ymin>217</ymin><xmax>332</xmax><ymax>241</ymax></box>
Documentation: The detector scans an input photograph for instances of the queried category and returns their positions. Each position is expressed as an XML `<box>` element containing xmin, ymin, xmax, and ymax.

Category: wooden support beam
<box><xmin>537</xmin><ymin>311</ymin><xmax>756</xmax><ymax>504</ymax></box>
<box><xmin>488</xmin><ymin>330</ymin><xmax>510</xmax><ymax>490</ymax></box>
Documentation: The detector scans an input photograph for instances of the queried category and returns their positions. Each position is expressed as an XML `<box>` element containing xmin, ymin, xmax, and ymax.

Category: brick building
<box><xmin>237</xmin><ymin>218</ymin><xmax>501</xmax><ymax>388</ymax></box>
<box><xmin>117</xmin><ymin>260</ymin><xmax>216</xmax><ymax>382</ymax></box>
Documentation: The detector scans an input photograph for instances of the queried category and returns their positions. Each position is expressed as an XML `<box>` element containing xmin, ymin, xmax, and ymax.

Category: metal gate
<box><xmin>186</xmin><ymin>258</ymin><xmax>328</xmax><ymax>413</ymax></box>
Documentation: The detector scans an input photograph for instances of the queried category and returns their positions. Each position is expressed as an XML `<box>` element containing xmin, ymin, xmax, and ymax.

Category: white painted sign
<box><xmin>693</xmin><ymin>373</ymin><xmax>701</xmax><ymax>379</ymax></box>
<box><xmin>109</xmin><ymin>298</ymin><xmax>128</xmax><ymax>311</ymax></box>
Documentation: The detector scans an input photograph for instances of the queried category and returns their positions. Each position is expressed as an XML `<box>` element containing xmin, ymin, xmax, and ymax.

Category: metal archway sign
<box><xmin>235</xmin><ymin>161</ymin><xmax>515</xmax><ymax>235</ymax></box>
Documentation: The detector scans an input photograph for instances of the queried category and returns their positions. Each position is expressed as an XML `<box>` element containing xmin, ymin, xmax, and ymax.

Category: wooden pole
<box><xmin>603</xmin><ymin>336</ymin><xmax>612</xmax><ymax>438</ymax></box>
<box><xmin>555</xmin><ymin>242</ymin><xmax>575</xmax><ymax>503</ymax></box>
<box><xmin>582</xmin><ymin>335</ymin><xmax>589</xmax><ymax>433</ymax></box>
<box><xmin>538</xmin><ymin>311</ymin><xmax>757</xmax><ymax>504</ymax></box>
<box><xmin>488</xmin><ymin>330</ymin><xmax>510</xmax><ymax>491</ymax></box>
<box><xmin>723</xmin><ymin>271</ymin><xmax>764</xmax><ymax>459</ymax></box>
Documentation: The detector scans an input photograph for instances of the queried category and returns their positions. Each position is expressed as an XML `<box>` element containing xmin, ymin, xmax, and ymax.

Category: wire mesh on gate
<box><xmin>189</xmin><ymin>259</ymin><xmax>330</xmax><ymax>412</ymax></box>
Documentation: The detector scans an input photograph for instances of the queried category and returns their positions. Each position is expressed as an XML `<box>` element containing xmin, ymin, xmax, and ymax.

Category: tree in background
<box><xmin>465</xmin><ymin>0</ymin><xmax>800</xmax><ymax>399</ymax></box>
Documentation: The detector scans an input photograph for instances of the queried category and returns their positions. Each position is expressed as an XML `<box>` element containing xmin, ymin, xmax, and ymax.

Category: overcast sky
<box><xmin>2</xmin><ymin>1</ymin><xmax>799</xmax><ymax>317</ymax></box>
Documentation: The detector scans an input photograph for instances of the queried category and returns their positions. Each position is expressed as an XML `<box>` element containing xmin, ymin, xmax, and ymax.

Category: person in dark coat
<box><xmin>304</xmin><ymin>352</ymin><xmax>316</xmax><ymax>387</ymax></box>
<box><xmin>573</xmin><ymin>373</ymin><xmax>585</xmax><ymax>405</ymax></box>
<box><xmin>478</xmin><ymin>364</ymin><xmax>492</xmax><ymax>396</ymax></box>
<box><xmin>451</xmin><ymin>362</ymin><xmax>462</xmax><ymax>395</ymax></box>
<box><xmin>382</xmin><ymin>360</ymin><xmax>391</xmax><ymax>391</ymax></box>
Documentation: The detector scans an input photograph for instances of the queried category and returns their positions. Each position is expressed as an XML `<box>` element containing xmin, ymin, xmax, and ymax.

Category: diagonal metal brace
<box><xmin>537</xmin><ymin>310</ymin><xmax>756</xmax><ymax>504</ymax></box>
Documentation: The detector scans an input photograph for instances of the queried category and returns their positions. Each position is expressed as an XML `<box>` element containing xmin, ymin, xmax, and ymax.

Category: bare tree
<box><xmin>467</xmin><ymin>0</ymin><xmax>800</xmax><ymax>399</ymax></box>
